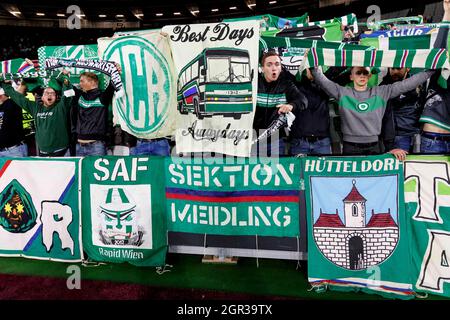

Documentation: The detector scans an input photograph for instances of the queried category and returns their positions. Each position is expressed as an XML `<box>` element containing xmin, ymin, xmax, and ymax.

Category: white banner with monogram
<box><xmin>97</xmin><ymin>30</ymin><xmax>178</xmax><ymax>139</ymax></box>
<box><xmin>162</xmin><ymin>21</ymin><xmax>260</xmax><ymax>157</ymax></box>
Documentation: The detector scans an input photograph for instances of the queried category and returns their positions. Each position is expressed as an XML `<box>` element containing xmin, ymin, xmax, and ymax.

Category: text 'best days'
<box><xmin>170</xmin><ymin>23</ymin><xmax>255</xmax><ymax>46</ymax></box>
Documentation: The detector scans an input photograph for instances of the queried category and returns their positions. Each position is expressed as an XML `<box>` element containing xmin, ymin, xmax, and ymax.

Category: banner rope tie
<box><xmin>255</xmin><ymin>234</ymin><xmax>259</xmax><ymax>268</ymax></box>
<box><xmin>81</xmin><ymin>258</ymin><xmax>107</xmax><ymax>267</ymax></box>
<box><xmin>296</xmin><ymin>236</ymin><xmax>301</xmax><ymax>270</ymax></box>
<box><xmin>202</xmin><ymin>233</ymin><xmax>207</xmax><ymax>257</ymax></box>
<box><xmin>308</xmin><ymin>282</ymin><xmax>328</xmax><ymax>293</ymax></box>
<box><xmin>414</xmin><ymin>291</ymin><xmax>428</xmax><ymax>299</ymax></box>
<box><xmin>156</xmin><ymin>264</ymin><xmax>173</xmax><ymax>275</ymax></box>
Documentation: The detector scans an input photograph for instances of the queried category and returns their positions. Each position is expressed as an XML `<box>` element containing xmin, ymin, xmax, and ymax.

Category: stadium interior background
<box><xmin>0</xmin><ymin>0</ymin><xmax>445</xmax><ymax>61</ymax></box>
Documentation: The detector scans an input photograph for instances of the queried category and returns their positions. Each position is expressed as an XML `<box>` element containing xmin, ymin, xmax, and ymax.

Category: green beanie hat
<box><xmin>44</xmin><ymin>78</ymin><xmax>61</xmax><ymax>92</ymax></box>
<box><xmin>21</xmin><ymin>78</ymin><xmax>44</xmax><ymax>92</ymax></box>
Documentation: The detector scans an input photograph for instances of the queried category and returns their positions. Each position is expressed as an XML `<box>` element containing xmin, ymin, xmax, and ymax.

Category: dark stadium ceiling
<box><xmin>0</xmin><ymin>0</ymin><xmax>440</xmax><ymax>25</ymax></box>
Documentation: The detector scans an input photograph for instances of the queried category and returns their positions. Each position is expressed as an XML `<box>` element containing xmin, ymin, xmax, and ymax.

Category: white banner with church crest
<box><xmin>0</xmin><ymin>158</ymin><xmax>81</xmax><ymax>262</ymax></box>
<box><xmin>162</xmin><ymin>21</ymin><xmax>259</xmax><ymax>157</ymax></box>
<box><xmin>98</xmin><ymin>30</ymin><xmax>178</xmax><ymax>139</ymax></box>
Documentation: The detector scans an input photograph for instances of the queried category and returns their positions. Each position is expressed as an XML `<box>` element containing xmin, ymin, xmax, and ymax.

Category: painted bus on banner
<box><xmin>177</xmin><ymin>47</ymin><xmax>254</xmax><ymax>120</ymax></box>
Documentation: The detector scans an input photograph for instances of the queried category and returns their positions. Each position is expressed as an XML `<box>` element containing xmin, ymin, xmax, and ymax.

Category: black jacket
<box><xmin>381</xmin><ymin>73</ymin><xmax>426</xmax><ymax>138</ymax></box>
<box><xmin>420</xmin><ymin>88</ymin><xmax>450</xmax><ymax>131</ymax></box>
<box><xmin>253</xmin><ymin>70</ymin><xmax>307</xmax><ymax>134</ymax></box>
<box><xmin>0</xmin><ymin>98</ymin><xmax>24</xmax><ymax>149</ymax></box>
<box><xmin>72</xmin><ymin>83</ymin><xmax>114</xmax><ymax>141</ymax></box>
<box><xmin>290</xmin><ymin>76</ymin><xmax>330</xmax><ymax>138</ymax></box>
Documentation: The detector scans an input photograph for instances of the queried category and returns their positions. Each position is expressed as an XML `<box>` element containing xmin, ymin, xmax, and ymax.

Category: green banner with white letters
<box><xmin>165</xmin><ymin>157</ymin><xmax>301</xmax><ymax>237</ymax></box>
<box><xmin>81</xmin><ymin>156</ymin><xmax>167</xmax><ymax>267</ymax></box>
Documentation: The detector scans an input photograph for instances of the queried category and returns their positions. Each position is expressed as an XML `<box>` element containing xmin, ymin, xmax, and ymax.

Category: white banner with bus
<box><xmin>163</xmin><ymin>21</ymin><xmax>260</xmax><ymax>157</ymax></box>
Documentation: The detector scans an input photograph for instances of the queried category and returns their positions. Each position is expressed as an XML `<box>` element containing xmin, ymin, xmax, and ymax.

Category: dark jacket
<box><xmin>72</xmin><ymin>83</ymin><xmax>114</xmax><ymax>141</ymax></box>
<box><xmin>290</xmin><ymin>76</ymin><xmax>330</xmax><ymax>139</ymax></box>
<box><xmin>0</xmin><ymin>98</ymin><xmax>24</xmax><ymax>149</ymax></box>
<box><xmin>420</xmin><ymin>88</ymin><xmax>450</xmax><ymax>131</ymax></box>
<box><xmin>253</xmin><ymin>69</ymin><xmax>307</xmax><ymax>134</ymax></box>
<box><xmin>419</xmin><ymin>24</ymin><xmax>450</xmax><ymax>131</ymax></box>
<box><xmin>380</xmin><ymin>73</ymin><xmax>426</xmax><ymax>137</ymax></box>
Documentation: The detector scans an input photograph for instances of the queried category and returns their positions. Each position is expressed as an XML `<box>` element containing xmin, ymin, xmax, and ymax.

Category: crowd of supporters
<box><xmin>1</xmin><ymin>1</ymin><xmax>450</xmax><ymax>160</ymax></box>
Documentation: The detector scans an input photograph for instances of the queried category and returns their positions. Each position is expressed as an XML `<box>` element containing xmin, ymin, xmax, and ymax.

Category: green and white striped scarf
<box><xmin>0</xmin><ymin>70</ymin><xmax>58</xmax><ymax>82</ymax></box>
<box><xmin>368</xmin><ymin>16</ymin><xmax>424</xmax><ymax>30</ymax></box>
<box><xmin>259</xmin><ymin>36</ymin><xmax>370</xmax><ymax>52</ymax></box>
<box><xmin>296</xmin><ymin>13</ymin><xmax>358</xmax><ymax>33</ymax></box>
<box><xmin>301</xmin><ymin>47</ymin><xmax>450</xmax><ymax>82</ymax></box>
<box><xmin>0</xmin><ymin>58</ymin><xmax>35</xmax><ymax>74</ymax></box>
<box><xmin>259</xmin><ymin>37</ymin><xmax>370</xmax><ymax>77</ymax></box>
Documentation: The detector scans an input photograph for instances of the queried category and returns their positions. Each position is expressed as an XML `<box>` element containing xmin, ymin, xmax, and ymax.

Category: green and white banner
<box><xmin>301</xmin><ymin>47</ymin><xmax>450</xmax><ymax>73</ymax></box>
<box><xmin>367</xmin><ymin>16</ymin><xmax>424</xmax><ymax>30</ymax></box>
<box><xmin>359</xmin><ymin>26</ymin><xmax>450</xmax><ymax>86</ymax></box>
<box><xmin>224</xmin><ymin>13</ymin><xmax>308</xmax><ymax>32</ymax></box>
<box><xmin>304</xmin><ymin>155</ymin><xmax>415</xmax><ymax>299</ymax></box>
<box><xmin>0</xmin><ymin>158</ymin><xmax>81</xmax><ymax>262</ymax></box>
<box><xmin>37</xmin><ymin>44</ymin><xmax>106</xmax><ymax>88</ymax></box>
<box><xmin>163</xmin><ymin>21</ymin><xmax>260</xmax><ymax>157</ymax></box>
<box><xmin>166</xmin><ymin>157</ymin><xmax>301</xmax><ymax>237</ymax></box>
<box><xmin>81</xmin><ymin>156</ymin><xmax>167</xmax><ymax>267</ymax></box>
<box><xmin>404</xmin><ymin>155</ymin><xmax>450</xmax><ymax>297</ymax></box>
<box><xmin>359</xmin><ymin>27</ymin><xmax>446</xmax><ymax>50</ymax></box>
<box><xmin>260</xmin><ymin>37</ymin><xmax>369</xmax><ymax>77</ymax></box>
<box><xmin>297</xmin><ymin>13</ymin><xmax>358</xmax><ymax>33</ymax></box>
<box><xmin>98</xmin><ymin>30</ymin><xmax>178</xmax><ymax>139</ymax></box>
<box><xmin>261</xmin><ymin>21</ymin><xmax>343</xmax><ymax>42</ymax></box>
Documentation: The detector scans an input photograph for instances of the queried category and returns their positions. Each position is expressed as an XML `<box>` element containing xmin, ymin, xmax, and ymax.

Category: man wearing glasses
<box><xmin>0</xmin><ymin>76</ymin><xmax>73</xmax><ymax>157</ymax></box>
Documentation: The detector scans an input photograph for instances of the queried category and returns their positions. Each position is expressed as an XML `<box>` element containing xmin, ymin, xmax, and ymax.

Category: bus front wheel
<box><xmin>193</xmin><ymin>98</ymin><xmax>204</xmax><ymax>119</ymax></box>
<box><xmin>179</xmin><ymin>102</ymin><xmax>188</xmax><ymax>114</ymax></box>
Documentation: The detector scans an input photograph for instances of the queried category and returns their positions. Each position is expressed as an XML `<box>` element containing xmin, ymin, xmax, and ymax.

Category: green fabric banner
<box><xmin>166</xmin><ymin>157</ymin><xmax>301</xmax><ymax>237</ymax></box>
<box><xmin>261</xmin><ymin>21</ymin><xmax>343</xmax><ymax>42</ymax></box>
<box><xmin>297</xmin><ymin>13</ymin><xmax>358</xmax><ymax>33</ymax></box>
<box><xmin>81</xmin><ymin>156</ymin><xmax>167</xmax><ymax>267</ymax></box>
<box><xmin>0</xmin><ymin>158</ymin><xmax>81</xmax><ymax>262</ymax></box>
<box><xmin>404</xmin><ymin>155</ymin><xmax>450</xmax><ymax>297</ymax></box>
<box><xmin>304</xmin><ymin>154</ymin><xmax>415</xmax><ymax>299</ymax></box>
<box><xmin>368</xmin><ymin>16</ymin><xmax>424</xmax><ymax>30</ymax></box>
<box><xmin>224</xmin><ymin>13</ymin><xmax>308</xmax><ymax>32</ymax></box>
<box><xmin>37</xmin><ymin>44</ymin><xmax>107</xmax><ymax>89</ymax></box>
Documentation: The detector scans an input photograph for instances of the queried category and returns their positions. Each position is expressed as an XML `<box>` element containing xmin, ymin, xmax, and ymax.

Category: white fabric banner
<box><xmin>98</xmin><ymin>30</ymin><xmax>178</xmax><ymax>139</ymax></box>
<box><xmin>162</xmin><ymin>21</ymin><xmax>260</xmax><ymax>157</ymax></box>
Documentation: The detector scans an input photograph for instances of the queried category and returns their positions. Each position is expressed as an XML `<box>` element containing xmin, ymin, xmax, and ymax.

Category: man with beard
<box><xmin>380</xmin><ymin>67</ymin><xmax>426</xmax><ymax>157</ymax></box>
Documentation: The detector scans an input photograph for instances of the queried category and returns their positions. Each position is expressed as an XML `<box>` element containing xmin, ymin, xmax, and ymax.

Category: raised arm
<box><xmin>310</xmin><ymin>67</ymin><xmax>342</xmax><ymax>100</ymax></box>
<box><xmin>1</xmin><ymin>82</ymin><xmax>36</xmax><ymax>115</ymax></box>
<box><xmin>388</xmin><ymin>70</ymin><xmax>435</xmax><ymax>99</ymax></box>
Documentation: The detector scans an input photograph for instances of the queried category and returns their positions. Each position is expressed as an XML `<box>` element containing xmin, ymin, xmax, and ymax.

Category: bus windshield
<box><xmin>207</xmin><ymin>56</ymin><xmax>251</xmax><ymax>83</ymax></box>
